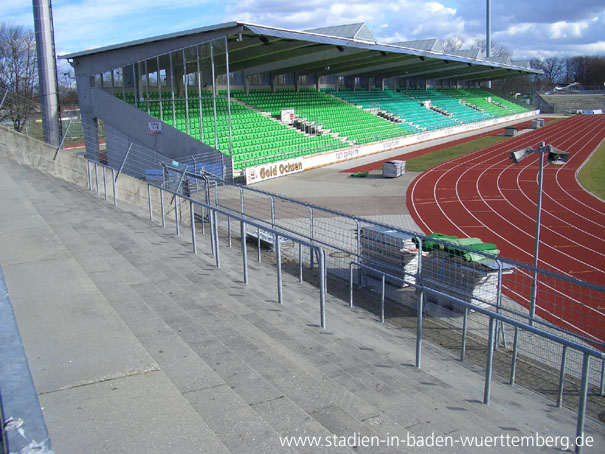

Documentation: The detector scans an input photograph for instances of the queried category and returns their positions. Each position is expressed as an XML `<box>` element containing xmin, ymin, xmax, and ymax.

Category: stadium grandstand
<box><xmin>4</xmin><ymin>16</ymin><xmax>605</xmax><ymax>454</ymax></box>
<box><xmin>62</xmin><ymin>21</ymin><xmax>539</xmax><ymax>184</ymax></box>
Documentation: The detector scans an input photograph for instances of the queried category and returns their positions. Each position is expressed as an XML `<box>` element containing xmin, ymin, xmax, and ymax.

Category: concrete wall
<box><xmin>0</xmin><ymin>125</ymin><xmax>190</xmax><ymax>226</ymax></box>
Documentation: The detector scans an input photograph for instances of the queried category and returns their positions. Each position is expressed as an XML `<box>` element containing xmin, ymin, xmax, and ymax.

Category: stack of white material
<box><xmin>382</xmin><ymin>160</ymin><xmax>406</xmax><ymax>178</ymax></box>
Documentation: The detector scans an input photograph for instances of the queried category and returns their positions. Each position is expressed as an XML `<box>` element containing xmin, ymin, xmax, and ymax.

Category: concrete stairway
<box><xmin>1</xmin><ymin>157</ymin><xmax>603</xmax><ymax>453</ymax></box>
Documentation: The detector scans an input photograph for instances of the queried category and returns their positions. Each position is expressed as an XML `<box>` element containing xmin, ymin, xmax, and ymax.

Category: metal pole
<box><xmin>276</xmin><ymin>234</ymin><xmax>283</xmax><ymax>305</ymax></box>
<box><xmin>349</xmin><ymin>264</ymin><xmax>354</xmax><ymax>308</ymax></box>
<box><xmin>319</xmin><ymin>249</ymin><xmax>326</xmax><ymax>329</ymax></box>
<box><xmin>380</xmin><ymin>275</ymin><xmax>385</xmax><ymax>323</ymax></box>
<box><xmin>556</xmin><ymin>345</ymin><xmax>568</xmax><ymax>408</ymax></box>
<box><xmin>599</xmin><ymin>359</ymin><xmax>605</xmax><ymax>396</ymax></box>
<box><xmin>157</xmin><ymin>56</ymin><xmax>163</xmax><ymax>122</ymax></box>
<box><xmin>175</xmin><ymin>197</ymin><xmax>180</xmax><ymax>236</ymax></box>
<box><xmin>190</xmin><ymin>201</ymin><xmax>197</xmax><ymax>254</ymax></box>
<box><xmin>298</xmin><ymin>243</ymin><xmax>303</xmax><ymax>282</ymax></box>
<box><xmin>169</xmin><ymin>53</ymin><xmax>176</xmax><ymax>128</ymax></box>
<box><xmin>102</xmin><ymin>167</ymin><xmax>107</xmax><ymax>200</ymax></box>
<box><xmin>214</xmin><ymin>210</ymin><xmax>221</xmax><ymax>268</ymax></box>
<box><xmin>227</xmin><ymin>217</ymin><xmax>232</xmax><ymax>248</ymax></box>
<box><xmin>115</xmin><ymin>142</ymin><xmax>133</xmax><ymax>182</ymax></box>
<box><xmin>53</xmin><ymin>118</ymin><xmax>72</xmax><ymax>160</ymax></box>
<box><xmin>160</xmin><ymin>189</ymin><xmax>165</xmax><ymax>228</ymax></box>
<box><xmin>510</xmin><ymin>327</ymin><xmax>519</xmax><ymax>385</ymax></box>
<box><xmin>224</xmin><ymin>36</ymin><xmax>234</xmax><ymax>158</ymax></box>
<box><xmin>484</xmin><ymin>316</ymin><xmax>496</xmax><ymax>404</ymax></box>
<box><xmin>270</xmin><ymin>196</ymin><xmax>276</xmax><ymax>250</ymax></box>
<box><xmin>183</xmin><ymin>49</ymin><xmax>190</xmax><ymax>136</ymax></box>
<box><xmin>196</xmin><ymin>45</ymin><xmax>204</xmax><ymax>142</ymax></box>
<box><xmin>33</xmin><ymin>0</ymin><xmax>60</xmax><ymax>146</ymax></box>
<box><xmin>94</xmin><ymin>163</ymin><xmax>99</xmax><ymax>195</ymax></box>
<box><xmin>86</xmin><ymin>160</ymin><xmax>92</xmax><ymax>189</ymax></box>
<box><xmin>495</xmin><ymin>260</ymin><xmax>505</xmax><ymax>348</ymax></box>
<box><xmin>415</xmin><ymin>237</ymin><xmax>423</xmax><ymax>368</ymax></box>
<box><xmin>575</xmin><ymin>353</ymin><xmax>591</xmax><ymax>454</ymax></box>
<box><xmin>240</xmin><ymin>221</ymin><xmax>248</xmax><ymax>284</ymax></box>
<box><xmin>486</xmin><ymin>0</ymin><xmax>492</xmax><ymax>89</ymax></box>
<box><xmin>111</xmin><ymin>168</ymin><xmax>117</xmax><ymax>206</ymax></box>
<box><xmin>147</xmin><ymin>184</ymin><xmax>153</xmax><ymax>221</ymax></box>
<box><xmin>145</xmin><ymin>60</ymin><xmax>150</xmax><ymax>115</ymax></box>
<box><xmin>209</xmin><ymin>206</ymin><xmax>216</xmax><ymax>256</ymax></box>
<box><xmin>461</xmin><ymin>307</ymin><xmax>468</xmax><ymax>361</ymax></box>
<box><xmin>529</xmin><ymin>145</ymin><xmax>545</xmax><ymax>326</ymax></box>
<box><xmin>210</xmin><ymin>42</ymin><xmax>219</xmax><ymax>150</ymax></box>
<box><xmin>257</xmin><ymin>227</ymin><xmax>261</xmax><ymax>263</ymax></box>
<box><xmin>309</xmin><ymin>207</ymin><xmax>314</xmax><ymax>268</ymax></box>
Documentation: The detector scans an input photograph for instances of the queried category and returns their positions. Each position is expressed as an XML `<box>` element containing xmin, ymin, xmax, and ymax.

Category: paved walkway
<box><xmin>1</xmin><ymin>157</ymin><xmax>603</xmax><ymax>453</ymax></box>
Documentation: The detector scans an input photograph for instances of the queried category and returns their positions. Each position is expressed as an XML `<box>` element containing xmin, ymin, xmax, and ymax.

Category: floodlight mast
<box><xmin>486</xmin><ymin>0</ymin><xmax>492</xmax><ymax>89</ymax></box>
<box><xmin>509</xmin><ymin>141</ymin><xmax>548</xmax><ymax>326</ymax></box>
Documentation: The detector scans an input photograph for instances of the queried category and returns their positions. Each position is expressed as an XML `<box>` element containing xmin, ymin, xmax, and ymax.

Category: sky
<box><xmin>3</xmin><ymin>0</ymin><xmax>604</xmax><ymax>65</ymax></box>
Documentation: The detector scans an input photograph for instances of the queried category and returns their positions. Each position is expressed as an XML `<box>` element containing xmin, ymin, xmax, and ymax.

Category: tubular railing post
<box><xmin>147</xmin><ymin>184</ymin><xmax>153</xmax><ymax>221</ymax></box>
<box><xmin>380</xmin><ymin>274</ymin><xmax>386</xmax><ymax>323</ymax></box>
<box><xmin>556</xmin><ymin>345</ymin><xmax>568</xmax><ymax>408</ymax></box>
<box><xmin>495</xmin><ymin>260</ymin><xmax>505</xmax><ymax>349</ymax></box>
<box><xmin>298</xmin><ymin>243</ymin><xmax>303</xmax><ymax>282</ymax></box>
<box><xmin>94</xmin><ymin>163</ymin><xmax>99</xmax><ymax>195</ymax></box>
<box><xmin>309</xmin><ymin>207</ymin><xmax>314</xmax><ymax>268</ymax></box>
<box><xmin>270</xmin><ymin>196</ymin><xmax>276</xmax><ymax>251</ymax></box>
<box><xmin>102</xmin><ymin>167</ymin><xmax>107</xmax><ymax>200</ymax></box>
<box><xmin>276</xmin><ymin>233</ymin><xmax>283</xmax><ymax>305</ymax></box>
<box><xmin>415</xmin><ymin>237</ymin><xmax>423</xmax><ymax>369</ymax></box>
<box><xmin>240</xmin><ymin>221</ymin><xmax>248</xmax><ymax>284</ymax></box>
<box><xmin>349</xmin><ymin>264</ymin><xmax>354</xmax><ymax>308</ymax></box>
<box><xmin>599</xmin><ymin>359</ymin><xmax>605</xmax><ymax>396</ymax></box>
<box><xmin>160</xmin><ymin>189</ymin><xmax>165</xmax><ymax>228</ymax></box>
<box><xmin>319</xmin><ymin>249</ymin><xmax>326</xmax><ymax>329</ymax></box>
<box><xmin>175</xmin><ymin>198</ymin><xmax>180</xmax><ymax>236</ymax></box>
<box><xmin>86</xmin><ymin>161</ymin><xmax>92</xmax><ymax>189</ymax></box>
<box><xmin>111</xmin><ymin>168</ymin><xmax>117</xmax><ymax>206</ymax></box>
<box><xmin>227</xmin><ymin>217</ymin><xmax>232</xmax><ymax>248</ymax></box>
<box><xmin>575</xmin><ymin>353</ymin><xmax>591</xmax><ymax>454</ymax></box>
<box><xmin>510</xmin><ymin>326</ymin><xmax>519</xmax><ymax>385</ymax></box>
<box><xmin>190</xmin><ymin>201</ymin><xmax>197</xmax><ymax>254</ymax></box>
<box><xmin>461</xmin><ymin>307</ymin><xmax>468</xmax><ymax>362</ymax></box>
<box><xmin>257</xmin><ymin>226</ymin><xmax>261</xmax><ymax>263</ymax></box>
<box><xmin>214</xmin><ymin>210</ymin><xmax>220</xmax><ymax>268</ymax></box>
<box><xmin>484</xmin><ymin>316</ymin><xmax>496</xmax><ymax>404</ymax></box>
<box><xmin>209</xmin><ymin>207</ymin><xmax>216</xmax><ymax>256</ymax></box>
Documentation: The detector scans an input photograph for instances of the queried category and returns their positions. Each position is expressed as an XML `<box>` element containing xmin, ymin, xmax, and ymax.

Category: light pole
<box><xmin>509</xmin><ymin>141</ymin><xmax>548</xmax><ymax>326</ymax></box>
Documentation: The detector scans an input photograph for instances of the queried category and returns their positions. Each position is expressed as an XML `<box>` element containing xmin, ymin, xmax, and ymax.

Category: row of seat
<box><xmin>231</xmin><ymin>89</ymin><xmax>414</xmax><ymax>144</ymax></box>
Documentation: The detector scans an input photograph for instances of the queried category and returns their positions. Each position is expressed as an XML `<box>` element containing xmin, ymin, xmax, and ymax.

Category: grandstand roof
<box><xmin>62</xmin><ymin>21</ymin><xmax>541</xmax><ymax>81</ymax></box>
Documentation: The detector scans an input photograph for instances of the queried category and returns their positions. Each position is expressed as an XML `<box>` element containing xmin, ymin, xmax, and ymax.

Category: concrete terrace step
<box><xmin>2</xmin><ymin>158</ymin><xmax>603</xmax><ymax>453</ymax></box>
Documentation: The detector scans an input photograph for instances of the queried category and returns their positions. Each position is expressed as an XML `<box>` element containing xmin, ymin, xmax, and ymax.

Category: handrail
<box><xmin>87</xmin><ymin>157</ymin><xmax>602</xmax><ymax>454</ymax></box>
<box><xmin>142</xmin><ymin>176</ymin><xmax>328</xmax><ymax>329</ymax></box>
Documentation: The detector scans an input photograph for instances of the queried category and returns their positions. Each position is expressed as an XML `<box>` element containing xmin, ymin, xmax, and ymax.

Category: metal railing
<box><xmin>86</xmin><ymin>158</ymin><xmax>604</xmax><ymax>453</ymax></box>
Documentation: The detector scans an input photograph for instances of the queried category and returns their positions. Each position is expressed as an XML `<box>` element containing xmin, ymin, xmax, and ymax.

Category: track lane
<box><xmin>407</xmin><ymin>115</ymin><xmax>605</xmax><ymax>342</ymax></box>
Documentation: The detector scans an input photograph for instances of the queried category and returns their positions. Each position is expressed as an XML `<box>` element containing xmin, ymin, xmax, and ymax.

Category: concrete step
<box><xmin>4</xmin><ymin>159</ymin><xmax>604</xmax><ymax>453</ymax></box>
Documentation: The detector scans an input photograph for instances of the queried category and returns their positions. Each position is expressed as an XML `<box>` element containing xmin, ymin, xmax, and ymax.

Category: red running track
<box><xmin>407</xmin><ymin>115</ymin><xmax>605</xmax><ymax>343</ymax></box>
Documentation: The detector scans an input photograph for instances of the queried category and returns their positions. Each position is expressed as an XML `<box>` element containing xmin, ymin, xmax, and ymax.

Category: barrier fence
<box><xmin>86</xmin><ymin>156</ymin><xmax>604</xmax><ymax>452</ymax></box>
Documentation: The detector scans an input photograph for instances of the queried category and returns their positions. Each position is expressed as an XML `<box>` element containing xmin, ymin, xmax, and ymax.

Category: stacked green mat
<box><xmin>419</xmin><ymin>233</ymin><xmax>499</xmax><ymax>265</ymax></box>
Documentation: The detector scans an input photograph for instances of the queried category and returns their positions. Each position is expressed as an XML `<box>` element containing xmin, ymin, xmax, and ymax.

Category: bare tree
<box><xmin>473</xmin><ymin>38</ymin><xmax>510</xmax><ymax>58</ymax></box>
<box><xmin>0</xmin><ymin>23</ymin><xmax>38</xmax><ymax>131</ymax></box>
<box><xmin>444</xmin><ymin>36</ymin><xmax>465</xmax><ymax>53</ymax></box>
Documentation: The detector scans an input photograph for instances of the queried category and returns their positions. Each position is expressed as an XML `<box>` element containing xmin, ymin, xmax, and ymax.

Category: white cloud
<box><xmin>2</xmin><ymin>0</ymin><xmax>604</xmax><ymax>59</ymax></box>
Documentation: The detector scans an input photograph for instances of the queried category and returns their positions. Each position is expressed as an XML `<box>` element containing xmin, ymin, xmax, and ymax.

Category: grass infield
<box><xmin>404</xmin><ymin>135</ymin><xmax>511</xmax><ymax>172</ymax></box>
<box><xmin>577</xmin><ymin>140</ymin><xmax>605</xmax><ymax>199</ymax></box>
